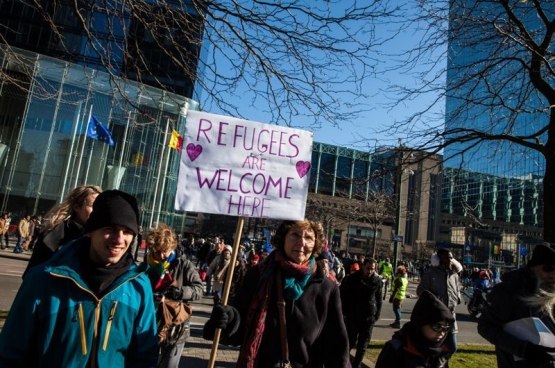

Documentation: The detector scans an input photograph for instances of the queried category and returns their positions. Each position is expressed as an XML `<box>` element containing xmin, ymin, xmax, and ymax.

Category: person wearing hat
<box><xmin>375</xmin><ymin>290</ymin><xmax>455</xmax><ymax>367</ymax></box>
<box><xmin>478</xmin><ymin>242</ymin><xmax>555</xmax><ymax>367</ymax></box>
<box><xmin>207</xmin><ymin>244</ymin><xmax>233</xmax><ymax>304</ymax></box>
<box><xmin>248</xmin><ymin>253</ymin><xmax>260</xmax><ymax>268</ymax></box>
<box><xmin>0</xmin><ymin>190</ymin><xmax>158</xmax><ymax>367</ymax></box>
<box><xmin>389</xmin><ymin>265</ymin><xmax>409</xmax><ymax>329</ymax></box>
<box><xmin>417</xmin><ymin>248</ymin><xmax>462</xmax><ymax>363</ymax></box>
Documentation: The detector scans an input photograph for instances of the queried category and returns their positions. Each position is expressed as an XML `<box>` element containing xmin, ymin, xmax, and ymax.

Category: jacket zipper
<box><xmin>103</xmin><ymin>301</ymin><xmax>118</xmax><ymax>350</ymax></box>
<box><xmin>78</xmin><ymin>303</ymin><xmax>87</xmax><ymax>355</ymax></box>
<box><xmin>49</xmin><ymin>271</ymin><xmax>145</xmax><ymax>364</ymax></box>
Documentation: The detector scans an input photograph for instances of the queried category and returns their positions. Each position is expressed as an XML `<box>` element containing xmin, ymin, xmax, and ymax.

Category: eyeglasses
<box><xmin>287</xmin><ymin>232</ymin><xmax>315</xmax><ymax>245</ymax></box>
<box><xmin>542</xmin><ymin>265</ymin><xmax>555</xmax><ymax>273</ymax></box>
<box><xmin>430</xmin><ymin>324</ymin><xmax>451</xmax><ymax>333</ymax></box>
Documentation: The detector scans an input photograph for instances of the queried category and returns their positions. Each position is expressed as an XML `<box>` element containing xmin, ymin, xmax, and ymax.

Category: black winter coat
<box><xmin>340</xmin><ymin>271</ymin><xmax>383</xmax><ymax>323</ymax></box>
<box><xmin>478</xmin><ymin>267</ymin><xmax>555</xmax><ymax>368</ymax></box>
<box><xmin>223</xmin><ymin>261</ymin><xmax>351</xmax><ymax>368</ymax></box>
<box><xmin>23</xmin><ymin>219</ymin><xmax>84</xmax><ymax>277</ymax></box>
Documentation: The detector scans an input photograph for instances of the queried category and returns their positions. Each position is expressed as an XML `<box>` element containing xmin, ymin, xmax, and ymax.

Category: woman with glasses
<box><xmin>203</xmin><ymin>219</ymin><xmax>350</xmax><ymax>367</ymax></box>
<box><xmin>375</xmin><ymin>290</ymin><xmax>455</xmax><ymax>368</ymax></box>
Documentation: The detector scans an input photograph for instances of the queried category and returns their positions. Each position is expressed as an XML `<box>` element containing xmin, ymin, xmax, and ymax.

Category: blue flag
<box><xmin>87</xmin><ymin>115</ymin><xmax>115</xmax><ymax>147</ymax></box>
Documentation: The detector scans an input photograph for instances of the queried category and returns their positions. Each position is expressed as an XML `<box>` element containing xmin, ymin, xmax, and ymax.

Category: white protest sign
<box><xmin>175</xmin><ymin>110</ymin><xmax>313</xmax><ymax>220</ymax></box>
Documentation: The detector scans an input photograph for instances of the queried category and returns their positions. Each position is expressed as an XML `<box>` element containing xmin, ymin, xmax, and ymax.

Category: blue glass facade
<box><xmin>443</xmin><ymin>0</ymin><xmax>546</xmax><ymax>230</ymax></box>
<box><xmin>440</xmin><ymin>1</ymin><xmax>547</xmax><ymax>263</ymax></box>
<box><xmin>0</xmin><ymin>0</ymin><xmax>203</xmax><ymax>98</ymax></box>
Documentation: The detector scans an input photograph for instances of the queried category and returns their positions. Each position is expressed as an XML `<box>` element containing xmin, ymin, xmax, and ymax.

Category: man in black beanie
<box><xmin>0</xmin><ymin>190</ymin><xmax>158</xmax><ymax>367</ymax></box>
<box><xmin>478</xmin><ymin>242</ymin><xmax>555</xmax><ymax>368</ymax></box>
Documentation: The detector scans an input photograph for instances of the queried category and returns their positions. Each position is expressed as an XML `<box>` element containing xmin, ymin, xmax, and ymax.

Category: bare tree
<box><xmin>306</xmin><ymin>189</ymin><xmax>395</xmax><ymax>257</ymax></box>
<box><xmin>0</xmin><ymin>0</ymin><xmax>402</xmax><ymax>128</ymax></box>
<box><xmin>370</xmin><ymin>0</ymin><xmax>555</xmax><ymax>241</ymax></box>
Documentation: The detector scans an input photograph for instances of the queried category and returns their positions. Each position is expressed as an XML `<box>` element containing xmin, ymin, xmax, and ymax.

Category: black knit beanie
<box><xmin>84</xmin><ymin>190</ymin><xmax>139</xmax><ymax>235</ymax></box>
<box><xmin>528</xmin><ymin>242</ymin><xmax>555</xmax><ymax>267</ymax></box>
<box><xmin>411</xmin><ymin>290</ymin><xmax>454</xmax><ymax>327</ymax></box>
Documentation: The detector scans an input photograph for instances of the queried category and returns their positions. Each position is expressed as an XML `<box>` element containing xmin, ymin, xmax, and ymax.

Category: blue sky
<box><xmin>196</xmin><ymin>1</ymin><xmax>446</xmax><ymax>152</ymax></box>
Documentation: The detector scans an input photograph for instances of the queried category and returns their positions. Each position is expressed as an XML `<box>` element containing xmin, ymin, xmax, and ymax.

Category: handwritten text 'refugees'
<box><xmin>191</xmin><ymin>118</ymin><xmax>303</xmax><ymax>218</ymax></box>
<box><xmin>195</xmin><ymin>118</ymin><xmax>301</xmax><ymax>158</ymax></box>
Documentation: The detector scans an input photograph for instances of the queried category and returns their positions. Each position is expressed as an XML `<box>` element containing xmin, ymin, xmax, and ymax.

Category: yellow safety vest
<box><xmin>391</xmin><ymin>275</ymin><xmax>408</xmax><ymax>300</ymax></box>
<box><xmin>381</xmin><ymin>263</ymin><xmax>393</xmax><ymax>278</ymax></box>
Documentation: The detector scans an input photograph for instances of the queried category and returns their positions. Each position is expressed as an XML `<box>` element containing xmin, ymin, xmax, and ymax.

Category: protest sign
<box><xmin>175</xmin><ymin>110</ymin><xmax>313</xmax><ymax>220</ymax></box>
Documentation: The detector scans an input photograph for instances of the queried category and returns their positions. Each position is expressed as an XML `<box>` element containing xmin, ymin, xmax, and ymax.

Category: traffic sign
<box><xmin>393</xmin><ymin>235</ymin><xmax>403</xmax><ymax>242</ymax></box>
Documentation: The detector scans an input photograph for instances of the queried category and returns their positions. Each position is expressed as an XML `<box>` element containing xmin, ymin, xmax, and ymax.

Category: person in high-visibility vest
<box><xmin>389</xmin><ymin>265</ymin><xmax>408</xmax><ymax>328</ymax></box>
<box><xmin>379</xmin><ymin>258</ymin><xmax>394</xmax><ymax>300</ymax></box>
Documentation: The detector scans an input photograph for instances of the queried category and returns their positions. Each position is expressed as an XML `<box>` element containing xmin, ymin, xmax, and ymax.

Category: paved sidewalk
<box><xmin>0</xmin><ymin>249</ymin><xmax>374</xmax><ymax>368</ymax></box>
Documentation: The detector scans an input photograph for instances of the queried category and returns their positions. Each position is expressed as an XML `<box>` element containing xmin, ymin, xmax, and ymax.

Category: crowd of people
<box><xmin>1</xmin><ymin>185</ymin><xmax>555</xmax><ymax>367</ymax></box>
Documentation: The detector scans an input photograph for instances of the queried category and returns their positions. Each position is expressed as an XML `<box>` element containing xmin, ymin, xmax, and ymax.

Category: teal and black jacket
<box><xmin>0</xmin><ymin>238</ymin><xmax>158</xmax><ymax>368</ymax></box>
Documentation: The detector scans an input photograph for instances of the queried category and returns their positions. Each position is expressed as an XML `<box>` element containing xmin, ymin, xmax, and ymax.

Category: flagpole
<box><xmin>74</xmin><ymin>104</ymin><xmax>93</xmax><ymax>187</ymax></box>
<box><xmin>60</xmin><ymin>101</ymin><xmax>82</xmax><ymax>202</ymax></box>
<box><xmin>155</xmin><ymin>127</ymin><xmax>173</xmax><ymax>225</ymax></box>
<box><xmin>117</xmin><ymin>111</ymin><xmax>131</xmax><ymax>185</ymax></box>
<box><xmin>149</xmin><ymin>118</ymin><xmax>169</xmax><ymax>228</ymax></box>
<box><xmin>83</xmin><ymin>139</ymin><xmax>94</xmax><ymax>184</ymax></box>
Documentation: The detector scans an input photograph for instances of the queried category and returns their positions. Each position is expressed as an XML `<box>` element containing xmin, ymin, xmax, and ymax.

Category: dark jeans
<box><xmin>346</xmin><ymin>319</ymin><xmax>375</xmax><ymax>368</ymax></box>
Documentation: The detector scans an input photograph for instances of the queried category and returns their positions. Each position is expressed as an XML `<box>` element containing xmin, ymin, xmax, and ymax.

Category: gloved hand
<box><xmin>203</xmin><ymin>303</ymin><xmax>240</xmax><ymax>340</ymax></box>
<box><xmin>523</xmin><ymin>342</ymin><xmax>555</xmax><ymax>362</ymax></box>
<box><xmin>164</xmin><ymin>286</ymin><xmax>183</xmax><ymax>301</ymax></box>
<box><xmin>389</xmin><ymin>296</ymin><xmax>394</xmax><ymax>303</ymax></box>
<box><xmin>209</xmin><ymin>303</ymin><xmax>235</xmax><ymax>329</ymax></box>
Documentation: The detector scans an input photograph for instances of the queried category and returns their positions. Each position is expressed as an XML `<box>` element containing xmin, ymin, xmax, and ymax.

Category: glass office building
<box><xmin>442</xmin><ymin>1</ymin><xmax>546</xmax><ymax>261</ymax></box>
<box><xmin>0</xmin><ymin>45</ymin><xmax>199</xmax><ymax>230</ymax></box>
<box><xmin>0</xmin><ymin>0</ymin><xmax>203</xmax><ymax>99</ymax></box>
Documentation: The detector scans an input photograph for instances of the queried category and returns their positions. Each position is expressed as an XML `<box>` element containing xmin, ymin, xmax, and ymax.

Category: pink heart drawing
<box><xmin>296</xmin><ymin>161</ymin><xmax>311</xmax><ymax>179</ymax></box>
<box><xmin>186</xmin><ymin>143</ymin><xmax>203</xmax><ymax>162</ymax></box>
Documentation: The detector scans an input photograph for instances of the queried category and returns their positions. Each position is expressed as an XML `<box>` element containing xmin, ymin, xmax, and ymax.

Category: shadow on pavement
<box><xmin>179</xmin><ymin>356</ymin><xmax>236</xmax><ymax>368</ymax></box>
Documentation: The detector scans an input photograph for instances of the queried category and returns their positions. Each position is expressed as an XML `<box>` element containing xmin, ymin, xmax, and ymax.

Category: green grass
<box><xmin>365</xmin><ymin>342</ymin><xmax>496</xmax><ymax>368</ymax></box>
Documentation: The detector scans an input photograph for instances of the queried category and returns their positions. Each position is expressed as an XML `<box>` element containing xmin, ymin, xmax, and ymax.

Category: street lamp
<box><xmin>393</xmin><ymin>168</ymin><xmax>402</xmax><ymax>268</ymax></box>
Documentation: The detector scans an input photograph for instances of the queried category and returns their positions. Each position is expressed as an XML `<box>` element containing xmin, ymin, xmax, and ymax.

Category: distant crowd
<box><xmin>1</xmin><ymin>184</ymin><xmax>554</xmax><ymax>368</ymax></box>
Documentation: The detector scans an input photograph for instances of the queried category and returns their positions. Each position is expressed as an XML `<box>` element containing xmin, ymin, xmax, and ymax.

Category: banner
<box><xmin>175</xmin><ymin>110</ymin><xmax>313</xmax><ymax>220</ymax></box>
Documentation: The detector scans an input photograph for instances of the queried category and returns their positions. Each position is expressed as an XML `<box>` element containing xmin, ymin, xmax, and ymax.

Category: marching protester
<box><xmin>24</xmin><ymin>185</ymin><xmax>102</xmax><ymax>276</ymax></box>
<box><xmin>203</xmin><ymin>219</ymin><xmax>351</xmax><ymax>367</ymax></box>
<box><xmin>389</xmin><ymin>265</ymin><xmax>409</xmax><ymax>329</ymax></box>
<box><xmin>223</xmin><ymin>252</ymin><xmax>248</xmax><ymax>305</ymax></box>
<box><xmin>375</xmin><ymin>290</ymin><xmax>455</xmax><ymax>367</ymax></box>
<box><xmin>379</xmin><ymin>257</ymin><xmax>394</xmax><ymax>300</ymax></box>
<box><xmin>417</xmin><ymin>248</ymin><xmax>462</xmax><ymax>364</ymax></box>
<box><xmin>206</xmin><ymin>244</ymin><xmax>233</xmax><ymax>304</ymax></box>
<box><xmin>478</xmin><ymin>242</ymin><xmax>555</xmax><ymax>367</ymax></box>
<box><xmin>0</xmin><ymin>213</ymin><xmax>7</xmax><ymax>250</ymax></box>
<box><xmin>145</xmin><ymin>222</ymin><xmax>203</xmax><ymax>368</ymax></box>
<box><xmin>340</xmin><ymin>257</ymin><xmax>383</xmax><ymax>368</ymax></box>
<box><xmin>0</xmin><ymin>190</ymin><xmax>158</xmax><ymax>367</ymax></box>
<box><xmin>13</xmin><ymin>213</ymin><xmax>32</xmax><ymax>253</ymax></box>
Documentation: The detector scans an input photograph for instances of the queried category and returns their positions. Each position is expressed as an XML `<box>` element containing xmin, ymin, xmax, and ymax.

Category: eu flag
<box><xmin>87</xmin><ymin>115</ymin><xmax>115</xmax><ymax>147</ymax></box>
